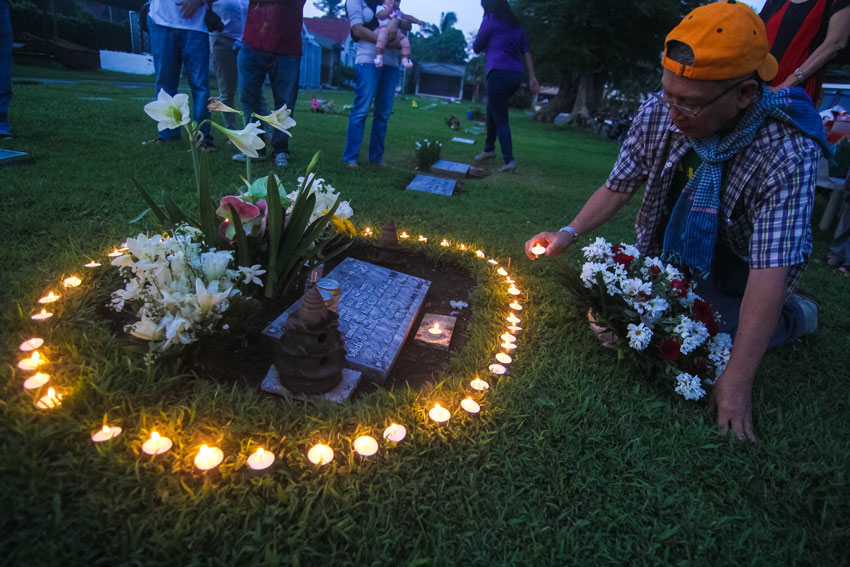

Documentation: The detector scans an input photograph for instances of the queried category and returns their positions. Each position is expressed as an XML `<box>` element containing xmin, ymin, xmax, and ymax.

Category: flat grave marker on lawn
<box><xmin>264</xmin><ymin>258</ymin><xmax>430</xmax><ymax>386</ymax></box>
<box><xmin>431</xmin><ymin>160</ymin><xmax>470</xmax><ymax>180</ymax></box>
<box><xmin>262</xmin><ymin>367</ymin><xmax>362</xmax><ymax>404</ymax></box>
<box><xmin>406</xmin><ymin>174</ymin><xmax>456</xmax><ymax>196</ymax></box>
<box><xmin>451</xmin><ymin>137</ymin><xmax>476</xmax><ymax>144</ymax></box>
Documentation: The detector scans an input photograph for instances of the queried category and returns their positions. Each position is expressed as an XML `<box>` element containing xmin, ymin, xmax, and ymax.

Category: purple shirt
<box><xmin>473</xmin><ymin>13</ymin><xmax>530</xmax><ymax>75</ymax></box>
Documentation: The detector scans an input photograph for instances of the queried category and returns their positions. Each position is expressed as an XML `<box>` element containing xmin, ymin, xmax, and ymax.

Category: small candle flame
<box><xmin>38</xmin><ymin>292</ymin><xmax>60</xmax><ymax>304</ymax></box>
<box><xmin>459</xmin><ymin>244</ymin><xmax>467</xmax><ymax>250</ymax></box>
<box><xmin>63</xmin><ymin>276</ymin><xmax>82</xmax><ymax>288</ymax></box>
<box><xmin>476</xmin><ymin>250</ymin><xmax>485</xmax><ymax>258</ymax></box>
<box><xmin>151</xmin><ymin>431</ymin><xmax>160</xmax><ymax>441</ymax></box>
<box><xmin>84</xmin><ymin>261</ymin><xmax>101</xmax><ymax>268</ymax></box>
<box><xmin>418</xmin><ymin>235</ymin><xmax>427</xmax><ymax>242</ymax></box>
<box><xmin>440</xmin><ymin>239</ymin><xmax>450</xmax><ymax>247</ymax></box>
<box><xmin>496</xmin><ymin>268</ymin><xmax>508</xmax><ymax>276</ymax></box>
<box><xmin>399</xmin><ymin>231</ymin><xmax>410</xmax><ymax>239</ymax></box>
<box><xmin>428</xmin><ymin>322</ymin><xmax>443</xmax><ymax>336</ymax></box>
<box><xmin>364</xmin><ymin>227</ymin><xmax>373</xmax><ymax>236</ymax></box>
<box><xmin>531</xmin><ymin>243</ymin><xmax>546</xmax><ymax>256</ymax></box>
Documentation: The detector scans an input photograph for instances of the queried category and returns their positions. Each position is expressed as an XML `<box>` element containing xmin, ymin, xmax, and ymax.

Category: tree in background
<box><xmin>313</xmin><ymin>0</ymin><xmax>345</xmax><ymax>19</ymax></box>
<box><xmin>409</xmin><ymin>11</ymin><xmax>467</xmax><ymax>65</ymax></box>
<box><xmin>514</xmin><ymin>0</ymin><xmax>700</xmax><ymax>123</ymax></box>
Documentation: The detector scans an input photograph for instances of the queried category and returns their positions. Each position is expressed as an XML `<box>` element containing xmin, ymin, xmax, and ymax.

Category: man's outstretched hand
<box><xmin>524</xmin><ymin>231</ymin><xmax>574</xmax><ymax>260</ymax></box>
<box><xmin>709</xmin><ymin>371</ymin><xmax>757</xmax><ymax>442</ymax></box>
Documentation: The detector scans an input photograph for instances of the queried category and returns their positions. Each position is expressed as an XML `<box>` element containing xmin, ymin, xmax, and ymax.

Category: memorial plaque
<box><xmin>264</xmin><ymin>258</ymin><xmax>431</xmax><ymax>384</ymax></box>
<box><xmin>451</xmin><ymin>137</ymin><xmax>476</xmax><ymax>144</ymax></box>
<box><xmin>406</xmin><ymin>174</ymin><xmax>456</xmax><ymax>196</ymax></box>
<box><xmin>431</xmin><ymin>160</ymin><xmax>470</xmax><ymax>180</ymax></box>
<box><xmin>262</xmin><ymin>367</ymin><xmax>362</xmax><ymax>403</ymax></box>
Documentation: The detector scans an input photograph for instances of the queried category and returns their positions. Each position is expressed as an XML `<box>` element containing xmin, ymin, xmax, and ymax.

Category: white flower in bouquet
<box><xmin>708</xmin><ymin>332</ymin><xmax>732</xmax><ymax>374</ymax></box>
<box><xmin>290</xmin><ymin>176</ymin><xmax>354</xmax><ymax>224</ymax></box>
<box><xmin>213</xmin><ymin>121</ymin><xmax>266</xmax><ymax>158</ymax></box>
<box><xmin>144</xmin><ymin>89</ymin><xmax>191</xmax><ymax>132</ymax></box>
<box><xmin>679</xmin><ymin>289</ymin><xmax>700</xmax><ymax>308</ymax></box>
<box><xmin>335</xmin><ymin>200</ymin><xmax>354</xmax><ymax>220</ymax></box>
<box><xmin>626</xmin><ymin>322</ymin><xmax>653</xmax><ymax>350</ymax></box>
<box><xmin>674</xmin><ymin>315</ymin><xmax>709</xmax><ymax>354</ymax></box>
<box><xmin>674</xmin><ymin>372</ymin><xmax>706</xmax><ymax>400</ymax></box>
<box><xmin>238</xmin><ymin>265</ymin><xmax>266</xmax><ymax>286</ymax></box>
<box><xmin>582</xmin><ymin>237</ymin><xmax>612</xmax><ymax>262</ymax></box>
<box><xmin>620</xmin><ymin>277</ymin><xmax>653</xmax><ymax>299</ymax></box>
<box><xmin>634</xmin><ymin>296</ymin><xmax>669</xmax><ymax>326</ymax></box>
<box><xmin>129</xmin><ymin>316</ymin><xmax>165</xmax><ymax>341</ymax></box>
<box><xmin>580</xmin><ymin>262</ymin><xmax>608</xmax><ymax>288</ymax></box>
<box><xmin>200</xmin><ymin>250</ymin><xmax>234</xmax><ymax>282</ymax></box>
<box><xmin>664</xmin><ymin>264</ymin><xmax>683</xmax><ymax>281</ymax></box>
<box><xmin>255</xmin><ymin>104</ymin><xmax>296</xmax><ymax>135</ymax></box>
<box><xmin>195</xmin><ymin>279</ymin><xmax>231</xmax><ymax>314</ymax></box>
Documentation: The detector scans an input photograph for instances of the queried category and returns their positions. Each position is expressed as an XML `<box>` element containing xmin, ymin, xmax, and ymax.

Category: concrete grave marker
<box><xmin>262</xmin><ymin>367</ymin><xmax>362</xmax><ymax>404</ymax></box>
<box><xmin>451</xmin><ymin>137</ymin><xmax>475</xmax><ymax>144</ymax></box>
<box><xmin>264</xmin><ymin>258</ymin><xmax>430</xmax><ymax>385</ymax></box>
<box><xmin>431</xmin><ymin>160</ymin><xmax>470</xmax><ymax>180</ymax></box>
<box><xmin>406</xmin><ymin>174</ymin><xmax>456</xmax><ymax>196</ymax></box>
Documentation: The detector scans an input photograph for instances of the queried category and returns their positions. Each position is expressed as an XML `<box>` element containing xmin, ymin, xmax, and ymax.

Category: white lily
<box><xmin>207</xmin><ymin>97</ymin><xmax>242</xmax><ymax>114</ymax></box>
<box><xmin>195</xmin><ymin>279</ymin><xmax>230</xmax><ymax>314</ymax></box>
<box><xmin>144</xmin><ymin>89</ymin><xmax>191</xmax><ymax>131</ymax></box>
<box><xmin>212</xmin><ymin>121</ymin><xmax>266</xmax><ymax>158</ymax></box>
<box><xmin>255</xmin><ymin>104</ymin><xmax>296</xmax><ymax>136</ymax></box>
<box><xmin>129</xmin><ymin>317</ymin><xmax>166</xmax><ymax>341</ymax></box>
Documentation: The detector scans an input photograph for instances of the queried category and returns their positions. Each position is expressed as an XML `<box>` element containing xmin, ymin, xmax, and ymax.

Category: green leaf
<box><xmin>197</xmin><ymin>150</ymin><xmax>218</xmax><ymax>245</ymax></box>
<box><xmin>129</xmin><ymin>208</ymin><xmax>151</xmax><ymax>224</ymax></box>
<box><xmin>162</xmin><ymin>192</ymin><xmax>192</xmax><ymax>226</ymax></box>
<box><xmin>131</xmin><ymin>178</ymin><xmax>169</xmax><ymax>227</ymax></box>
<box><xmin>227</xmin><ymin>203</ymin><xmax>251</xmax><ymax>267</ymax></box>
<box><xmin>304</xmin><ymin>150</ymin><xmax>321</xmax><ymax>179</ymax></box>
<box><xmin>265</xmin><ymin>175</ymin><xmax>284</xmax><ymax>298</ymax></box>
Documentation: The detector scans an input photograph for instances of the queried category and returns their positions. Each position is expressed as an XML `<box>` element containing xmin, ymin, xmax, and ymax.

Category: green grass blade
<box><xmin>227</xmin><ymin>204</ymin><xmax>250</xmax><ymax>267</ymax></box>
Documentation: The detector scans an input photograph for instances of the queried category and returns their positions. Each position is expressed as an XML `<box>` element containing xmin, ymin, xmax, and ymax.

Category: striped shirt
<box><xmin>605</xmin><ymin>96</ymin><xmax>821</xmax><ymax>292</ymax></box>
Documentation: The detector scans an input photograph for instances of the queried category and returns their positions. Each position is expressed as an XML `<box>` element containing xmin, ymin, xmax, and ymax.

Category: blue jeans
<box><xmin>485</xmin><ymin>69</ymin><xmax>523</xmax><ymax>164</ymax></box>
<box><xmin>0</xmin><ymin>0</ymin><xmax>11</xmax><ymax>135</ymax></box>
<box><xmin>147</xmin><ymin>16</ymin><xmax>212</xmax><ymax>144</ymax></box>
<box><xmin>343</xmin><ymin>63</ymin><xmax>398</xmax><ymax>164</ymax></box>
<box><xmin>238</xmin><ymin>44</ymin><xmax>300</xmax><ymax>156</ymax></box>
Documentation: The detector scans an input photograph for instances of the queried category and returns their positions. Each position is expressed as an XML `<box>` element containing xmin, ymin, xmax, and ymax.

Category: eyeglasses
<box><xmin>650</xmin><ymin>79</ymin><xmax>748</xmax><ymax>117</ymax></box>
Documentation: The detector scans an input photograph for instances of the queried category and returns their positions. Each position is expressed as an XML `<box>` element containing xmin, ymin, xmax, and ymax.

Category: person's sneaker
<box><xmin>274</xmin><ymin>152</ymin><xmax>289</xmax><ymax>167</ymax></box>
<box><xmin>786</xmin><ymin>292</ymin><xmax>819</xmax><ymax>336</ymax></box>
<box><xmin>498</xmin><ymin>160</ymin><xmax>517</xmax><ymax>173</ymax></box>
<box><xmin>144</xmin><ymin>136</ymin><xmax>180</xmax><ymax>146</ymax></box>
<box><xmin>474</xmin><ymin>151</ymin><xmax>496</xmax><ymax>161</ymax></box>
<box><xmin>232</xmin><ymin>152</ymin><xmax>268</xmax><ymax>162</ymax></box>
<box><xmin>371</xmin><ymin>160</ymin><xmax>390</xmax><ymax>168</ymax></box>
<box><xmin>199</xmin><ymin>143</ymin><xmax>217</xmax><ymax>153</ymax></box>
<box><xmin>344</xmin><ymin>161</ymin><xmax>358</xmax><ymax>168</ymax></box>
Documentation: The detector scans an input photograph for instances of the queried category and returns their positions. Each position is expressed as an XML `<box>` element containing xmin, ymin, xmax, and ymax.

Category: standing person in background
<box><xmin>760</xmin><ymin>0</ymin><xmax>850</xmax><ymax>104</ymax></box>
<box><xmin>472</xmin><ymin>0</ymin><xmax>538</xmax><ymax>173</ymax></box>
<box><xmin>209</xmin><ymin>0</ymin><xmax>248</xmax><ymax>130</ymax></box>
<box><xmin>342</xmin><ymin>0</ymin><xmax>411</xmax><ymax>167</ymax></box>
<box><xmin>0</xmin><ymin>0</ymin><xmax>12</xmax><ymax>139</ymax></box>
<box><xmin>147</xmin><ymin>0</ymin><xmax>215</xmax><ymax>150</ymax></box>
<box><xmin>236</xmin><ymin>0</ymin><xmax>305</xmax><ymax>167</ymax></box>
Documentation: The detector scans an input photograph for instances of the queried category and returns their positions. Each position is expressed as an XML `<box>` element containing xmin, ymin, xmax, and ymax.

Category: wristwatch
<box><xmin>794</xmin><ymin>68</ymin><xmax>805</xmax><ymax>85</ymax></box>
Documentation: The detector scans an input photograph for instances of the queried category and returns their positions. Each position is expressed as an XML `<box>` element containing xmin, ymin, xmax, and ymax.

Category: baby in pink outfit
<box><xmin>374</xmin><ymin>0</ymin><xmax>422</xmax><ymax>69</ymax></box>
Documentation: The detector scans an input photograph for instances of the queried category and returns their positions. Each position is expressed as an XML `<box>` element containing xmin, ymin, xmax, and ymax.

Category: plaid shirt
<box><xmin>606</xmin><ymin>96</ymin><xmax>821</xmax><ymax>292</ymax></box>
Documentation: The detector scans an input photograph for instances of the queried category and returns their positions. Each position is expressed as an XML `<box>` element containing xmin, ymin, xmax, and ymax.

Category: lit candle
<box><xmin>31</xmin><ymin>309</ymin><xmax>53</xmax><ymax>321</ymax></box>
<box><xmin>509</xmin><ymin>302</ymin><xmax>523</xmax><ymax>311</ymax></box>
<box><xmin>495</xmin><ymin>352</ymin><xmax>512</xmax><ymax>364</ymax></box>
<box><xmin>38</xmin><ymin>291</ymin><xmax>60</xmax><ymax>304</ymax></box>
<box><xmin>501</xmin><ymin>342</ymin><xmax>517</xmax><ymax>351</ymax></box>
<box><xmin>383</xmin><ymin>423</ymin><xmax>407</xmax><ymax>442</ymax></box>
<box><xmin>84</xmin><ymin>261</ymin><xmax>101</xmax><ymax>268</ymax></box>
<box><xmin>458</xmin><ymin>244</ymin><xmax>467</xmax><ymax>251</ymax></box>
<box><xmin>506</xmin><ymin>314</ymin><xmax>521</xmax><ymax>324</ymax></box>
<box><xmin>470</xmin><ymin>377</ymin><xmax>490</xmax><ymax>391</ymax></box>
<box><xmin>92</xmin><ymin>425</ymin><xmax>122</xmax><ymax>442</ymax></box>
<box><xmin>24</xmin><ymin>372</ymin><xmax>50</xmax><ymax>390</ymax></box>
<box><xmin>507</xmin><ymin>285</ymin><xmax>521</xmax><ymax>296</ymax></box>
<box><xmin>194</xmin><ymin>445</ymin><xmax>224</xmax><ymax>471</ymax></box>
<box><xmin>363</xmin><ymin>227</ymin><xmax>373</xmax><ymax>236</ymax></box>
<box><xmin>107</xmin><ymin>249</ymin><xmax>124</xmax><ymax>258</ymax></box>
<box><xmin>507</xmin><ymin>325</ymin><xmax>523</xmax><ymax>333</ymax></box>
<box><xmin>531</xmin><ymin>243</ymin><xmax>546</xmax><ymax>256</ymax></box>
<box><xmin>496</xmin><ymin>267</ymin><xmax>508</xmax><ymax>276</ymax></box>
<box><xmin>353</xmin><ymin>435</ymin><xmax>379</xmax><ymax>457</ymax></box>
<box><xmin>247</xmin><ymin>447</ymin><xmax>275</xmax><ymax>470</ymax></box>
<box><xmin>141</xmin><ymin>431</ymin><xmax>172</xmax><ymax>455</ymax></box>
<box><xmin>504</xmin><ymin>277</ymin><xmax>515</xmax><ymax>284</ymax></box>
<box><xmin>418</xmin><ymin>235</ymin><xmax>428</xmax><ymax>242</ymax></box>
<box><xmin>399</xmin><ymin>231</ymin><xmax>410</xmax><ymax>239</ymax></box>
<box><xmin>19</xmin><ymin>337</ymin><xmax>44</xmax><ymax>351</ymax></box>
<box><xmin>18</xmin><ymin>351</ymin><xmax>45</xmax><ymax>371</ymax></box>
<box><xmin>500</xmin><ymin>333</ymin><xmax>517</xmax><ymax>343</ymax></box>
<box><xmin>488</xmin><ymin>259</ymin><xmax>499</xmax><ymax>265</ymax></box>
<box><xmin>428</xmin><ymin>322</ymin><xmax>443</xmax><ymax>336</ymax></box>
<box><xmin>63</xmin><ymin>276</ymin><xmax>82</xmax><ymax>288</ymax></box>
<box><xmin>429</xmin><ymin>403</ymin><xmax>451</xmax><ymax>423</ymax></box>
<box><xmin>35</xmin><ymin>387</ymin><xmax>61</xmax><ymax>409</ymax></box>
<box><xmin>440</xmin><ymin>239</ymin><xmax>450</xmax><ymax>247</ymax></box>
<box><xmin>460</xmin><ymin>397</ymin><xmax>480</xmax><ymax>414</ymax></box>
<box><xmin>488</xmin><ymin>363</ymin><xmax>507</xmax><ymax>375</ymax></box>
<box><xmin>307</xmin><ymin>443</ymin><xmax>334</xmax><ymax>465</ymax></box>
<box><xmin>475</xmin><ymin>250</ymin><xmax>485</xmax><ymax>258</ymax></box>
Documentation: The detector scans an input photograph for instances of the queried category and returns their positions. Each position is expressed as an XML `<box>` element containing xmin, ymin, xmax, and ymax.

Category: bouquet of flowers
<box><xmin>558</xmin><ymin>237</ymin><xmax>733</xmax><ymax>401</ymax></box>
<box><xmin>414</xmin><ymin>138</ymin><xmax>443</xmax><ymax>171</ymax></box>
<box><xmin>110</xmin><ymin>225</ymin><xmax>264</xmax><ymax>353</ymax></box>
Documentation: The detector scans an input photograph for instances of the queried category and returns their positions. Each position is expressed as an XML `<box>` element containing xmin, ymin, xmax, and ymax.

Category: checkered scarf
<box><xmin>662</xmin><ymin>86</ymin><xmax>830</xmax><ymax>276</ymax></box>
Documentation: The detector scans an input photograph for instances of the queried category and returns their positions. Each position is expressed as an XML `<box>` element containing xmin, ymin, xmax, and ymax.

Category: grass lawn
<box><xmin>1</xmin><ymin>64</ymin><xmax>849</xmax><ymax>566</ymax></box>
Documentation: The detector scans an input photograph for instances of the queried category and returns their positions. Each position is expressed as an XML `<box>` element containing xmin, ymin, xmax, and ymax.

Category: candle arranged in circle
<box><xmin>247</xmin><ymin>447</ymin><xmax>275</xmax><ymax>470</ymax></box>
<box><xmin>476</xmin><ymin>250</ymin><xmax>486</xmax><ymax>258</ymax></box>
<box><xmin>501</xmin><ymin>341</ymin><xmax>517</xmax><ymax>351</ymax></box>
<box><xmin>194</xmin><ymin>445</ymin><xmax>223</xmax><ymax>471</ymax></box>
<box><xmin>399</xmin><ymin>231</ymin><xmax>410</xmax><ymax>239</ymax></box>
<box><xmin>506</xmin><ymin>314</ymin><xmax>521</xmax><ymax>324</ymax></box>
<box><xmin>19</xmin><ymin>337</ymin><xmax>44</xmax><ymax>351</ymax></box>
<box><xmin>142</xmin><ymin>431</ymin><xmax>172</xmax><ymax>455</ymax></box>
<box><xmin>307</xmin><ymin>444</ymin><xmax>334</xmax><ymax>465</ymax></box>
<box><xmin>84</xmin><ymin>261</ymin><xmax>101</xmax><ymax>268</ymax></box>
<box><xmin>488</xmin><ymin>259</ymin><xmax>499</xmax><ymax>265</ymax></box>
<box><xmin>353</xmin><ymin>435</ymin><xmax>379</xmax><ymax>457</ymax></box>
<box><xmin>461</xmin><ymin>397</ymin><xmax>481</xmax><ymax>414</ymax></box>
<box><xmin>509</xmin><ymin>302</ymin><xmax>523</xmax><ymax>311</ymax></box>
<box><xmin>497</xmin><ymin>267</ymin><xmax>508</xmax><ymax>276</ymax></box>
<box><xmin>38</xmin><ymin>291</ymin><xmax>60</xmax><ymax>304</ymax></box>
<box><xmin>18</xmin><ymin>351</ymin><xmax>45</xmax><ymax>371</ymax></box>
<box><xmin>92</xmin><ymin>425</ymin><xmax>122</xmax><ymax>442</ymax></box>
<box><xmin>429</xmin><ymin>403</ymin><xmax>451</xmax><ymax>423</ymax></box>
<box><xmin>458</xmin><ymin>243</ymin><xmax>467</xmax><ymax>251</ymax></box>
<box><xmin>363</xmin><ymin>227</ymin><xmax>373</xmax><ymax>236</ymax></box>
<box><xmin>428</xmin><ymin>322</ymin><xmax>443</xmax><ymax>336</ymax></box>
<box><xmin>470</xmin><ymin>377</ymin><xmax>490</xmax><ymax>391</ymax></box>
<box><xmin>107</xmin><ymin>249</ymin><xmax>124</xmax><ymax>258</ymax></box>
<box><xmin>495</xmin><ymin>352</ymin><xmax>512</xmax><ymax>364</ymax></box>
<box><xmin>531</xmin><ymin>243</ymin><xmax>546</xmax><ymax>256</ymax></box>
<box><xmin>31</xmin><ymin>309</ymin><xmax>53</xmax><ymax>321</ymax></box>
<box><xmin>507</xmin><ymin>285</ymin><xmax>521</xmax><ymax>296</ymax></box>
<box><xmin>383</xmin><ymin>423</ymin><xmax>407</xmax><ymax>442</ymax></box>
<box><xmin>500</xmin><ymin>333</ymin><xmax>517</xmax><ymax>343</ymax></box>
<box><xmin>418</xmin><ymin>235</ymin><xmax>428</xmax><ymax>242</ymax></box>
<box><xmin>489</xmin><ymin>363</ymin><xmax>507</xmax><ymax>375</ymax></box>
<box><xmin>63</xmin><ymin>276</ymin><xmax>82</xmax><ymax>288</ymax></box>
<box><xmin>24</xmin><ymin>372</ymin><xmax>50</xmax><ymax>390</ymax></box>
<box><xmin>507</xmin><ymin>325</ymin><xmax>522</xmax><ymax>333</ymax></box>
<box><xmin>440</xmin><ymin>239</ymin><xmax>450</xmax><ymax>247</ymax></box>
<box><xmin>35</xmin><ymin>388</ymin><xmax>61</xmax><ymax>409</ymax></box>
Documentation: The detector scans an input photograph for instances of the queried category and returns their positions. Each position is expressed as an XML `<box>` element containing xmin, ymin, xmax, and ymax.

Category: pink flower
<box><xmin>216</xmin><ymin>196</ymin><xmax>266</xmax><ymax>241</ymax></box>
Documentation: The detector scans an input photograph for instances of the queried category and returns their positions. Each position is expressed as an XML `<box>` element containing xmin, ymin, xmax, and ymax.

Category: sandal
<box><xmin>827</xmin><ymin>253</ymin><xmax>843</xmax><ymax>268</ymax></box>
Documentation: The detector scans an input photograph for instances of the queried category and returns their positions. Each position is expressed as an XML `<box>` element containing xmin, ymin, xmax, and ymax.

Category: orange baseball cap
<box><xmin>662</xmin><ymin>0</ymin><xmax>778</xmax><ymax>82</ymax></box>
